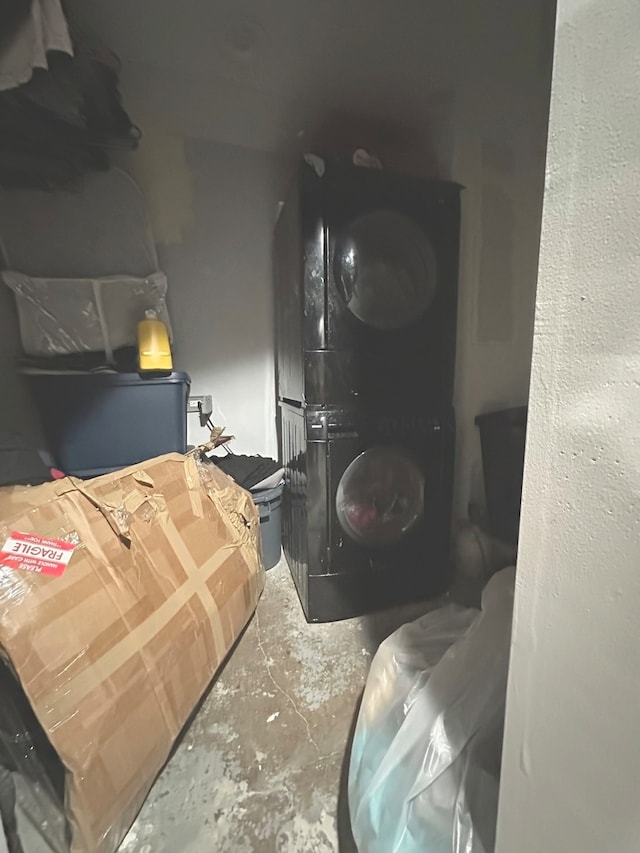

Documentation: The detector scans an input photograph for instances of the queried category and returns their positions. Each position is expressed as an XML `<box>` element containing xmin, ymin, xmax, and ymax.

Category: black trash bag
<box><xmin>214</xmin><ymin>455</ymin><xmax>281</xmax><ymax>491</ymax></box>
<box><xmin>0</xmin><ymin>662</ymin><xmax>68</xmax><ymax>853</ymax></box>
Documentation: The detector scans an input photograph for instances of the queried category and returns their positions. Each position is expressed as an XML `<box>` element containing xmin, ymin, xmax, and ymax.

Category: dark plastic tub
<box><xmin>253</xmin><ymin>483</ymin><xmax>284</xmax><ymax>570</ymax></box>
<box><xmin>27</xmin><ymin>371</ymin><xmax>190</xmax><ymax>478</ymax></box>
<box><xmin>475</xmin><ymin>406</ymin><xmax>527</xmax><ymax>546</ymax></box>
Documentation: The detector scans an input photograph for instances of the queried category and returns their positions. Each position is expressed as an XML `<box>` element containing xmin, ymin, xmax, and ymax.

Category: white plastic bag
<box><xmin>2</xmin><ymin>270</ymin><xmax>172</xmax><ymax>362</ymax></box>
<box><xmin>349</xmin><ymin>567</ymin><xmax>515</xmax><ymax>853</ymax></box>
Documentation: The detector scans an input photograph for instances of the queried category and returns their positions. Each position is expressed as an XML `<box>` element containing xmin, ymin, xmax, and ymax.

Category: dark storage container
<box><xmin>475</xmin><ymin>406</ymin><xmax>527</xmax><ymax>546</ymax></box>
<box><xmin>253</xmin><ymin>483</ymin><xmax>283</xmax><ymax>570</ymax></box>
<box><xmin>28</xmin><ymin>371</ymin><xmax>190</xmax><ymax>478</ymax></box>
<box><xmin>0</xmin><ymin>431</ymin><xmax>51</xmax><ymax>486</ymax></box>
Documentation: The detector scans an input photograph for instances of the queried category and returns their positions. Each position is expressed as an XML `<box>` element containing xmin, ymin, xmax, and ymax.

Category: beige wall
<box><xmin>125</xmin><ymin>129</ymin><xmax>283</xmax><ymax>455</ymax></box>
<box><xmin>497</xmin><ymin>0</ymin><xmax>640</xmax><ymax>849</ymax></box>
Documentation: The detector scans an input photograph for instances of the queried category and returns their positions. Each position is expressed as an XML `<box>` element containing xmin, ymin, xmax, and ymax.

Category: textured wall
<box><xmin>496</xmin><ymin>0</ymin><xmax>640</xmax><ymax>850</ymax></box>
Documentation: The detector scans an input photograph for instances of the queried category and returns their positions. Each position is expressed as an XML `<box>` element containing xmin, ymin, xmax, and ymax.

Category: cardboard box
<box><xmin>0</xmin><ymin>453</ymin><xmax>264</xmax><ymax>852</ymax></box>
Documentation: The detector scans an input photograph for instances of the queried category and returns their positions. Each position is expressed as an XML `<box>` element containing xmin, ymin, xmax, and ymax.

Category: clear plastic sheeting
<box><xmin>349</xmin><ymin>567</ymin><xmax>515</xmax><ymax>853</ymax></box>
<box><xmin>2</xmin><ymin>270</ymin><xmax>172</xmax><ymax>362</ymax></box>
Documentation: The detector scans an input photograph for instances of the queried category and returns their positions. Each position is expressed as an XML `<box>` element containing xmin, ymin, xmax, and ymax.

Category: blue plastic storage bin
<box><xmin>27</xmin><ymin>371</ymin><xmax>190</xmax><ymax>478</ymax></box>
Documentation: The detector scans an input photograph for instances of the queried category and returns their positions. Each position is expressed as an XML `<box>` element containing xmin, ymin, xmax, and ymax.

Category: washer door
<box><xmin>336</xmin><ymin>447</ymin><xmax>424</xmax><ymax>546</ymax></box>
<box><xmin>335</xmin><ymin>210</ymin><xmax>437</xmax><ymax>330</ymax></box>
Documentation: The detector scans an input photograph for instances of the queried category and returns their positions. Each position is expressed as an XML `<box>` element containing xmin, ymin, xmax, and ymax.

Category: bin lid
<box><xmin>475</xmin><ymin>406</ymin><xmax>527</xmax><ymax>429</ymax></box>
<box><xmin>252</xmin><ymin>483</ymin><xmax>284</xmax><ymax>504</ymax></box>
<box><xmin>24</xmin><ymin>369</ymin><xmax>191</xmax><ymax>386</ymax></box>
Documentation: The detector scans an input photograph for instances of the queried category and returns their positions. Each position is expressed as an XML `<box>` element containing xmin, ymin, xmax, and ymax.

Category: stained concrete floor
<box><xmin>119</xmin><ymin>557</ymin><xmax>438</xmax><ymax>853</ymax></box>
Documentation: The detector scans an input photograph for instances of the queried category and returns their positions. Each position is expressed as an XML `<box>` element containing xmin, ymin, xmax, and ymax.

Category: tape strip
<box><xmin>184</xmin><ymin>457</ymin><xmax>204</xmax><ymax>519</ymax></box>
<box><xmin>42</xmin><ymin>541</ymin><xmax>238</xmax><ymax>721</ymax></box>
<box><xmin>162</xmin><ymin>518</ymin><xmax>227</xmax><ymax>659</ymax></box>
<box><xmin>57</xmin><ymin>478</ymin><xmax>130</xmax><ymax>541</ymax></box>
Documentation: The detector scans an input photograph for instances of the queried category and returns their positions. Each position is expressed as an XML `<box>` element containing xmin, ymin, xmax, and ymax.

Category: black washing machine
<box><xmin>280</xmin><ymin>401</ymin><xmax>455</xmax><ymax>622</ymax></box>
<box><xmin>274</xmin><ymin>161</ymin><xmax>462</xmax><ymax>411</ymax></box>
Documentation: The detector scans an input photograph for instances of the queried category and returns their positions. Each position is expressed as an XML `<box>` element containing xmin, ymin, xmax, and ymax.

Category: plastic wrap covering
<box><xmin>0</xmin><ymin>663</ymin><xmax>68</xmax><ymax>853</ymax></box>
<box><xmin>349</xmin><ymin>567</ymin><xmax>515</xmax><ymax>853</ymax></box>
<box><xmin>1</xmin><ymin>271</ymin><xmax>171</xmax><ymax>361</ymax></box>
<box><xmin>0</xmin><ymin>452</ymin><xmax>264</xmax><ymax>853</ymax></box>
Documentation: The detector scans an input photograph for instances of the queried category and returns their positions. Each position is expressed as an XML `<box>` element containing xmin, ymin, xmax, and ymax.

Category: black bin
<box><xmin>475</xmin><ymin>406</ymin><xmax>527</xmax><ymax>546</ymax></box>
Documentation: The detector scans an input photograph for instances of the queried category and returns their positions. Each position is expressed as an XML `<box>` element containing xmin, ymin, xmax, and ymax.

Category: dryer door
<box><xmin>336</xmin><ymin>446</ymin><xmax>424</xmax><ymax>547</ymax></box>
<box><xmin>335</xmin><ymin>210</ymin><xmax>437</xmax><ymax>331</ymax></box>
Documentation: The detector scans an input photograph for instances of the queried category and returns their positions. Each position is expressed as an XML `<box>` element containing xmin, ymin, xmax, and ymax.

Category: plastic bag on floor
<box><xmin>349</xmin><ymin>567</ymin><xmax>515</xmax><ymax>853</ymax></box>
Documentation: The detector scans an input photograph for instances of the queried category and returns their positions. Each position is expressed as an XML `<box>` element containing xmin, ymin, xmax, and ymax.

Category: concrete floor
<box><xmin>119</xmin><ymin>557</ymin><xmax>438</xmax><ymax>853</ymax></box>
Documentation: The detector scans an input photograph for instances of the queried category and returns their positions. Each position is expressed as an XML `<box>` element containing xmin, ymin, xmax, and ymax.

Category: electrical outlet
<box><xmin>187</xmin><ymin>395</ymin><xmax>213</xmax><ymax>426</ymax></box>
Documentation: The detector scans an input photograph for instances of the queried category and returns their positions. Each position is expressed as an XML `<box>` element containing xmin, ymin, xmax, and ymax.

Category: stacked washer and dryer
<box><xmin>274</xmin><ymin>160</ymin><xmax>461</xmax><ymax>621</ymax></box>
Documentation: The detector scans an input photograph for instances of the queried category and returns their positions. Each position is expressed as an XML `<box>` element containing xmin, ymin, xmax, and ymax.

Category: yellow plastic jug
<box><xmin>137</xmin><ymin>311</ymin><xmax>173</xmax><ymax>372</ymax></box>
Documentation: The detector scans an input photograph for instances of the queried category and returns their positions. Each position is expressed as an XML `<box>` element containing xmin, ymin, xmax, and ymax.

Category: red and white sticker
<box><xmin>0</xmin><ymin>531</ymin><xmax>77</xmax><ymax>578</ymax></box>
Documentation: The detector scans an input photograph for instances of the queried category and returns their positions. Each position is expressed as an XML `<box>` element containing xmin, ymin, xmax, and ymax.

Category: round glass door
<box><xmin>335</xmin><ymin>210</ymin><xmax>437</xmax><ymax>330</ymax></box>
<box><xmin>336</xmin><ymin>447</ymin><xmax>424</xmax><ymax>546</ymax></box>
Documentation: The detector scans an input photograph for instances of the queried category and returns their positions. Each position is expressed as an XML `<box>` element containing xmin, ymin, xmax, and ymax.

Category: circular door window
<box><xmin>336</xmin><ymin>447</ymin><xmax>424</xmax><ymax>546</ymax></box>
<box><xmin>335</xmin><ymin>210</ymin><xmax>437</xmax><ymax>330</ymax></box>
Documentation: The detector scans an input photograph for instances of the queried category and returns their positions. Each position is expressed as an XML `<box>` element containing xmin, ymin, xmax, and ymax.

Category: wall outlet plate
<box><xmin>187</xmin><ymin>395</ymin><xmax>213</xmax><ymax>426</ymax></box>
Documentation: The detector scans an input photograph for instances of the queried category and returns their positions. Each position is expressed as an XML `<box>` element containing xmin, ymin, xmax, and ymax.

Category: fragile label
<box><xmin>0</xmin><ymin>531</ymin><xmax>77</xmax><ymax>578</ymax></box>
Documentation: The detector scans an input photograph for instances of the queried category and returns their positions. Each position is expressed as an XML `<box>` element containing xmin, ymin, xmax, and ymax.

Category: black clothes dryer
<box><xmin>280</xmin><ymin>402</ymin><xmax>455</xmax><ymax>622</ymax></box>
<box><xmin>274</xmin><ymin>162</ymin><xmax>462</xmax><ymax>411</ymax></box>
